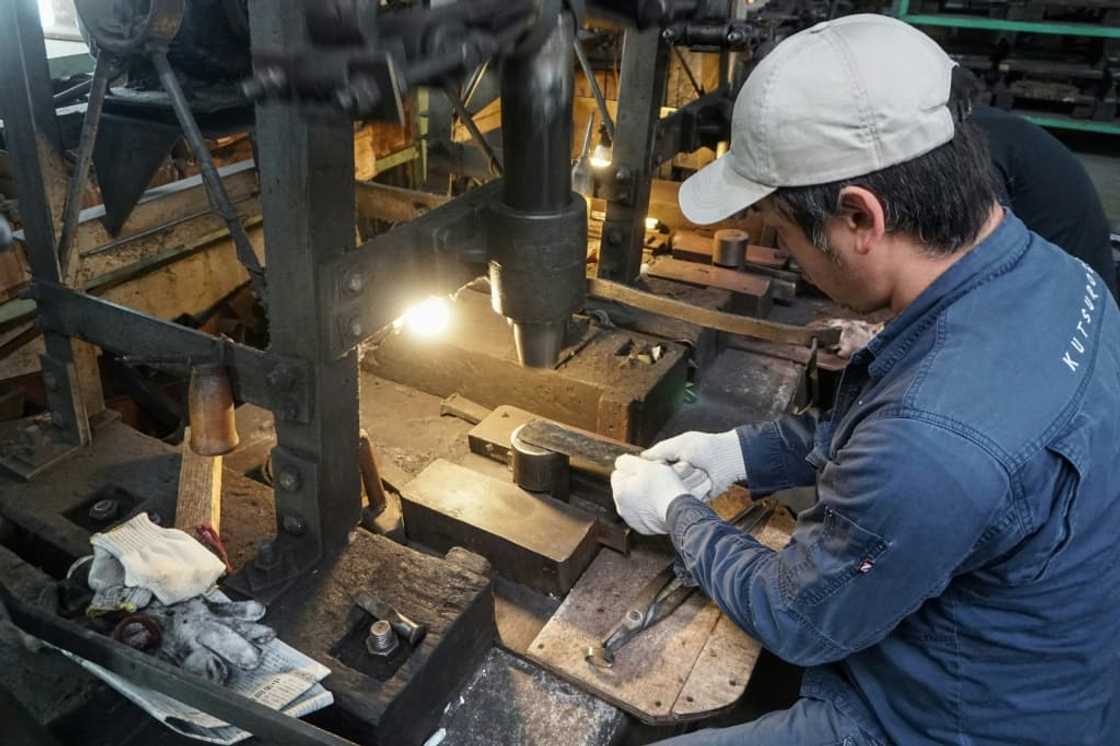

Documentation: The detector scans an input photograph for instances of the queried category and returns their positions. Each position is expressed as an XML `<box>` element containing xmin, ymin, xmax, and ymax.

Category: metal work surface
<box><xmin>399</xmin><ymin>459</ymin><xmax>600</xmax><ymax>596</ymax></box>
<box><xmin>526</xmin><ymin>509</ymin><xmax>795</xmax><ymax>725</ymax></box>
<box><xmin>432</xmin><ymin>647</ymin><xmax>625</xmax><ymax>746</ymax></box>
<box><xmin>365</xmin><ymin>287</ymin><xmax>688</xmax><ymax>445</ymax></box>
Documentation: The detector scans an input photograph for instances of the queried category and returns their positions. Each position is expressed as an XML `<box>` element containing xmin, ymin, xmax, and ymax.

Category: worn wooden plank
<box><xmin>176</xmin><ymin>426</ymin><xmax>222</xmax><ymax>532</ymax></box>
<box><xmin>673</xmin><ymin>507</ymin><xmax>795</xmax><ymax>717</ymax></box>
<box><xmin>647</xmin><ymin>256</ymin><xmax>772</xmax><ymax>298</ymax></box>
<box><xmin>527</xmin><ymin>507</ymin><xmax>794</xmax><ymax>724</ymax></box>
<box><xmin>587</xmin><ymin>278</ymin><xmax>839</xmax><ymax>348</ymax></box>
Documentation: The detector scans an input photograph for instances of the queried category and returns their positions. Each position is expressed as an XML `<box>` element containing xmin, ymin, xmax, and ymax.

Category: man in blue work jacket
<box><xmin>611</xmin><ymin>14</ymin><xmax>1120</xmax><ymax>745</ymax></box>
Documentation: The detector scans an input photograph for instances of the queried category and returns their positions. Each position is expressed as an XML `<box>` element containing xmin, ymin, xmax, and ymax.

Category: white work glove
<box><xmin>84</xmin><ymin>552</ymin><xmax>153</xmax><ymax>615</ymax></box>
<box><xmin>90</xmin><ymin>513</ymin><xmax>225</xmax><ymax>606</ymax></box>
<box><xmin>642</xmin><ymin>430</ymin><xmax>746</xmax><ymax>501</ymax></box>
<box><xmin>132</xmin><ymin>595</ymin><xmax>276</xmax><ymax>685</ymax></box>
<box><xmin>611</xmin><ymin>454</ymin><xmax>692</xmax><ymax>536</ymax></box>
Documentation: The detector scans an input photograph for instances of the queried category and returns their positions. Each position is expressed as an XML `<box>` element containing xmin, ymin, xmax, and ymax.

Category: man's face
<box><xmin>758</xmin><ymin>202</ymin><xmax>891</xmax><ymax>314</ymax></box>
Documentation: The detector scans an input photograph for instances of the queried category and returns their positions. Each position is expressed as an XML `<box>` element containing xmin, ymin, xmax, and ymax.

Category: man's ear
<box><xmin>836</xmin><ymin>186</ymin><xmax>886</xmax><ymax>255</ymax></box>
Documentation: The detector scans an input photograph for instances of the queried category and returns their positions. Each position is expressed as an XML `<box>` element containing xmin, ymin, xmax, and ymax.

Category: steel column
<box><xmin>239</xmin><ymin>0</ymin><xmax>362</xmax><ymax>596</ymax></box>
<box><xmin>0</xmin><ymin>0</ymin><xmax>89</xmax><ymax>448</ymax></box>
<box><xmin>596</xmin><ymin>27</ymin><xmax>671</xmax><ymax>284</ymax></box>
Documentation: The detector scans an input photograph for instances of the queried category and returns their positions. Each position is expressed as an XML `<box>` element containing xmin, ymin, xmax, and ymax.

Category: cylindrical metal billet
<box><xmin>511</xmin><ymin>425</ymin><xmax>571</xmax><ymax>501</ymax></box>
<box><xmin>712</xmin><ymin>228</ymin><xmax>749</xmax><ymax>268</ymax></box>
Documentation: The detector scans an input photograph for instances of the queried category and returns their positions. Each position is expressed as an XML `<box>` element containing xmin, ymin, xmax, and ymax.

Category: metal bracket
<box><xmin>226</xmin><ymin>447</ymin><xmax>324</xmax><ymax>604</ymax></box>
<box><xmin>321</xmin><ymin>180</ymin><xmax>498</xmax><ymax>359</ymax></box>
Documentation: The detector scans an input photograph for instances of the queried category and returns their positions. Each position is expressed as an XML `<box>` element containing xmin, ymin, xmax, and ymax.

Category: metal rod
<box><xmin>573</xmin><ymin>34</ymin><xmax>615</xmax><ymax>140</ymax></box>
<box><xmin>673</xmin><ymin>46</ymin><xmax>704</xmax><ymax>97</ymax></box>
<box><xmin>0</xmin><ymin>586</ymin><xmax>357</xmax><ymax>746</ymax></box>
<box><xmin>461</xmin><ymin>59</ymin><xmax>490</xmax><ymax>111</ymax></box>
<box><xmin>444</xmin><ymin>87</ymin><xmax>503</xmax><ymax>175</ymax></box>
<box><xmin>53</xmin><ymin>77</ymin><xmax>93</xmax><ymax>106</ymax></box>
<box><xmin>151</xmin><ymin>51</ymin><xmax>268</xmax><ymax>303</ymax></box>
<box><xmin>56</xmin><ymin>54</ymin><xmax>113</xmax><ymax>285</ymax></box>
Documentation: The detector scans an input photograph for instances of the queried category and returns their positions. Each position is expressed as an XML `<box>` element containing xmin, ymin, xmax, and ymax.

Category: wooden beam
<box><xmin>355</xmin><ymin>182</ymin><xmax>451</xmax><ymax>224</ymax></box>
<box><xmin>176</xmin><ymin>426</ymin><xmax>222</xmax><ymax>532</ymax></box>
<box><xmin>587</xmin><ymin>277</ymin><xmax>839</xmax><ymax>348</ymax></box>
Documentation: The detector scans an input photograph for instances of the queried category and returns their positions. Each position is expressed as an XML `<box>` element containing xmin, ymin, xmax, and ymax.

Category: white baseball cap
<box><xmin>679</xmin><ymin>14</ymin><xmax>957</xmax><ymax>225</ymax></box>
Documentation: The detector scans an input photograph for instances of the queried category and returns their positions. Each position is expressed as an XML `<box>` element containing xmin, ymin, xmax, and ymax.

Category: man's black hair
<box><xmin>770</xmin><ymin>79</ymin><xmax>999</xmax><ymax>257</ymax></box>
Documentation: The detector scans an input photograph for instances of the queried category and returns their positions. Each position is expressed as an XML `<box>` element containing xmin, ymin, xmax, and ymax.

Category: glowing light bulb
<box><xmin>644</xmin><ymin>216</ymin><xmax>659</xmax><ymax>231</ymax></box>
<box><xmin>400</xmin><ymin>297</ymin><xmax>450</xmax><ymax>338</ymax></box>
<box><xmin>590</xmin><ymin>143</ymin><xmax>612</xmax><ymax>169</ymax></box>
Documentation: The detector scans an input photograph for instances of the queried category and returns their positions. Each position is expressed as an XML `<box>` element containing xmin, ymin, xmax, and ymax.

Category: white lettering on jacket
<box><xmin>1062</xmin><ymin>262</ymin><xmax>1099</xmax><ymax>373</ymax></box>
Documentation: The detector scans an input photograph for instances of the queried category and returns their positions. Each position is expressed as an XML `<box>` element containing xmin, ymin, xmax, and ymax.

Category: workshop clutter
<box><xmin>59</xmin><ymin>513</ymin><xmax>332</xmax><ymax>744</ymax></box>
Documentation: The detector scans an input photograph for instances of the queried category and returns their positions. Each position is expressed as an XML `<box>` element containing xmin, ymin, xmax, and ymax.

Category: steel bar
<box><xmin>574</xmin><ymin>33</ymin><xmax>615</xmax><ymax>140</ymax></box>
<box><xmin>57</xmin><ymin>54</ymin><xmax>114</xmax><ymax>285</ymax></box>
<box><xmin>587</xmin><ymin>277</ymin><xmax>840</xmax><ymax>348</ymax></box>
<box><xmin>32</xmin><ymin>281</ymin><xmax>312</xmax><ymax>422</ymax></box>
<box><xmin>444</xmin><ymin>87</ymin><xmax>503</xmax><ymax>175</ymax></box>
<box><xmin>53</xmin><ymin>77</ymin><xmax>94</xmax><ymax>106</ymax></box>
<box><xmin>0</xmin><ymin>586</ymin><xmax>357</xmax><ymax>746</ymax></box>
<box><xmin>151</xmin><ymin>51</ymin><xmax>268</xmax><ymax>302</ymax></box>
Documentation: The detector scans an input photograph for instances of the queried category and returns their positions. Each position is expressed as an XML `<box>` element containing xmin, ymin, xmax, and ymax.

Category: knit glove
<box><xmin>611</xmin><ymin>454</ymin><xmax>691</xmax><ymax>536</ymax></box>
<box><xmin>642</xmin><ymin>430</ymin><xmax>746</xmax><ymax>500</ymax></box>
<box><xmin>138</xmin><ymin>596</ymin><xmax>276</xmax><ymax>685</ymax></box>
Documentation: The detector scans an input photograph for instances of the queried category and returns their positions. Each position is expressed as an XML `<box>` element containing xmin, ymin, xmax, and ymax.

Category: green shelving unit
<box><xmin>896</xmin><ymin>0</ymin><xmax>1120</xmax><ymax>135</ymax></box>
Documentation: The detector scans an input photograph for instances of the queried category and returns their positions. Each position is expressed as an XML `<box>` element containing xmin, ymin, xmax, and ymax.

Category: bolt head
<box><xmin>282</xmin><ymin>514</ymin><xmax>306</xmax><ymax>536</ymax></box>
<box><xmin>346</xmin><ymin>273</ymin><xmax>364</xmax><ymax>294</ymax></box>
<box><xmin>615</xmin><ymin>167</ymin><xmax>631</xmax><ymax>183</ymax></box>
<box><xmin>277</xmin><ymin>470</ymin><xmax>300</xmax><ymax>491</ymax></box>
<box><xmin>349</xmin><ymin>318</ymin><xmax>363</xmax><ymax>338</ymax></box>
<box><xmin>89</xmin><ymin>499</ymin><xmax>119</xmax><ymax>522</ymax></box>
<box><xmin>43</xmin><ymin>372</ymin><xmax>59</xmax><ymax>391</ymax></box>
<box><xmin>606</xmin><ymin>229</ymin><xmax>622</xmax><ymax>244</ymax></box>
<box><xmin>661</xmin><ymin>28</ymin><xmax>676</xmax><ymax>41</ymax></box>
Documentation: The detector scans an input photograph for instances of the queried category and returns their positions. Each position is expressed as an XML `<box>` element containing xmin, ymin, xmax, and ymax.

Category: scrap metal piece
<box><xmin>354</xmin><ymin>591</ymin><xmax>427</xmax><ymax>647</ymax></box>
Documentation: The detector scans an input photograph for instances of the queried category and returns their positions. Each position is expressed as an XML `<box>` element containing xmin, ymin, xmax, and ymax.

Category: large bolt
<box><xmin>43</xmin><ymin>372</ymin><xmax>59</xmax><ymax>392</ymax></box>
<box><xmin>346</xmin><ymin>273</ymin><xmax>364</xmax><ymax>294</ymax></box>
<box><xmin>277</xmin><ymin>469</ymin><xmax>301</xmax><ymax>491</ymax></box>
<box><xmin>366</xmin><ymin>619</ymin><xmax>399</xmax><ymax>657</ymax></box>
<box><xmin>606</xmin><ymin>228</ymin><xmax>622</xmax><ymax>245</ymax></box>
<box><xmin>349</xmin><ymin>317</ymin><xmax>363</xmax><ymax>339</ymax></box>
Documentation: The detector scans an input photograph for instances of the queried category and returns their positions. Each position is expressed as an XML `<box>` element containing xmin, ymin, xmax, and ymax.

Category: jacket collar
<box><xmin>849</xmin><ymin>210</ymin><xmax>1031</xmax><ymax>379</ymax></box>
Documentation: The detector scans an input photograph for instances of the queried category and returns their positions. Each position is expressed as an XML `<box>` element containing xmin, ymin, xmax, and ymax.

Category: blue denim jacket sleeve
<box><xmin>668</xmin><ymin>416</ymin><xmax>1009</xmax><ymax>666</ymax></box>
<box><xmin>735</xmin><ymin>411</ymin><xmax>821</xmax><ymax>494</ymax></box>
